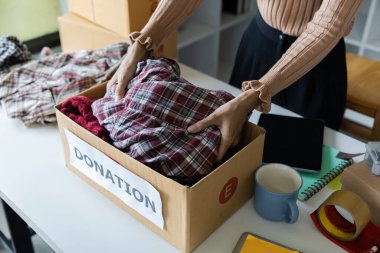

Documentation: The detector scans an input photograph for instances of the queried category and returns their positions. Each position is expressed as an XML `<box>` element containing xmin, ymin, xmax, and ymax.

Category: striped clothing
<box><xmin>0</xmin><ymin>43</ymin><xmax>128</xmax><ymax>125</ymax></box>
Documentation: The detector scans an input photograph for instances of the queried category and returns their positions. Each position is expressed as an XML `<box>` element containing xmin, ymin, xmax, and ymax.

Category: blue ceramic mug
<box><xmin>253</xmin><ymin>163</ymin><xmax>302</xmax><ymax>224</ymax></box>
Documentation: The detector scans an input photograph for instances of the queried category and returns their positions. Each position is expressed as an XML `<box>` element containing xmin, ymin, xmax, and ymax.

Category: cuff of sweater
<box><xmin>242</xmin><ymin>80</ymin><xmax>271</xmax><ymax>112</ymax></box>
<box><xmin>129</xmin><ymin>31</ymin><xmax>157</xmax><ymax>58</ymax></box>
<box><xmin>242</xmin><ymin>71</ymin><xmax>284</xmax><ymax>112</ymax></box>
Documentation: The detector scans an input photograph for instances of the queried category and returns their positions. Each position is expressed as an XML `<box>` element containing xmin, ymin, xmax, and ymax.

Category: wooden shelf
<box><xmin>177</xmin><ymin>0</ymin><xmax>258</xmax><ymax>80</ymax></box>
<box><xmin>178</xmin><ymin>20</ymin><xmax>215</xmax><ymax>49</ymax></box>
<box><xmin>220</xmin><ymin>11</ymin><xmax>255</xmax><ymax>31</ymax></box>
<box><xmin>346</xmin><ymin>0</ymin><xmax>380</xmax><ymax>61</ymax></box>
<box><xmin>346</xmin><ymin>5</ymin><xmax>369</xmax><ymax>42</ymax></box>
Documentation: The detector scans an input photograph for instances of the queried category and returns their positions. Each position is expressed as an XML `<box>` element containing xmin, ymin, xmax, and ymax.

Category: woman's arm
<box><xmin>189</xmin><ymin>0</ymin><xmax>363</xmax><ymax>160</ymax></box>
<box><xmin>109</xmin><ymin>0</ymin><xmax>203</xmax><ymax>100</ymax></box>
<box><xmin>243</xmin><ymin>0</ymin><xmax>363</xmax><ymax>112</ymax></box>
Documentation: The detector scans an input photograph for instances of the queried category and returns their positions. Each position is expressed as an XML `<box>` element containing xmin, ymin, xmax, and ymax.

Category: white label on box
<box><xmin>64</xmin><ymin>129</ymin><xmax>164</xmax><ymax>229</ymax></box>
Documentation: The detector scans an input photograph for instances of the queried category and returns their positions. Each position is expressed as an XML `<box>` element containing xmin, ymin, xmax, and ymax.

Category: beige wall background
<box><xmin>0</xmin><ymin>0</ymin><xmax>62</xmax><ymax>41</ymax></box>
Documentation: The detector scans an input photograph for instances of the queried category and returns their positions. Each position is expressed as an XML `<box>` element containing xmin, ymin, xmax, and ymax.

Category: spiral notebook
<box><xmin>298</xmin><ymin>145</ymin><xmax>354</xmax><ymax>201</ymax></box>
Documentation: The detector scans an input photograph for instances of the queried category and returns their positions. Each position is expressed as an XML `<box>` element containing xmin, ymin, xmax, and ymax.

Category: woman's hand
<box><xmin>107</xmin><ymin>42</ymin><xmax>149</xmax><ymax>101</ymax></box>
<box><xmin>187</xmin><ymin>89</ymin><xmax>260</xmax><ymax>161</ymax></box>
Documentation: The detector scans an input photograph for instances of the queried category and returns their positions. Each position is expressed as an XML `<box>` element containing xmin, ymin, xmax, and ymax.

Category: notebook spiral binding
<box><xmin>299</xmin><ymin>158</ymin><xmax>354</xmax><ymax>201</ymax></box>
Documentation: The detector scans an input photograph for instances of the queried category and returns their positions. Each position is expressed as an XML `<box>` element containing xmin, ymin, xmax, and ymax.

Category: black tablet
<box><xmin>257</xmin><ymin>113</ymin><xmax>325</xmax><ymax>173</ymax></box>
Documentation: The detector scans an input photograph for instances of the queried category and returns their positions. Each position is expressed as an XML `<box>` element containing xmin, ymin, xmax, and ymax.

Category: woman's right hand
<box><xmin>188</xmin><ymin>89</ymin><xmax>260</xmax><ymax>161</ymax></box>
<box><xmin>107</xmin><ymin>42</ymin><xmax>149</xmax><ymax>101</ymax></box>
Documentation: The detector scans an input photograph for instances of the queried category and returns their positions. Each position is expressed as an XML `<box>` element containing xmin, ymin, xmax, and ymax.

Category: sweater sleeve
<box><xmin>243</xmin><ymin>0</ymin><xmax>362</xmax><ymax>112</ymax></box>
<box><xmin>137</xmin><ymin>0</ymin><xmax>203</xmax><ymax>48</ymax></box>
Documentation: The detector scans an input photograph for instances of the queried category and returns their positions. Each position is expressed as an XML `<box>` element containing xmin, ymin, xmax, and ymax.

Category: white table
<box><xmin>0</xmin><ymin>64</ymin><xmax>365</xmax><ymax>253</ymax></box>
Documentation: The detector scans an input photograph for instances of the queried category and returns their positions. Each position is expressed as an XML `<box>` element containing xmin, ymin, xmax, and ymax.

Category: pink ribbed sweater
<box><xmin>139</xmin><ymin>0</ymin><xmax>362</xmax><ymax>111</ymax></box>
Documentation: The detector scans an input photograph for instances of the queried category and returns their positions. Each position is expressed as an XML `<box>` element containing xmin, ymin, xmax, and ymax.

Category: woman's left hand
<box><xmin>187</xmin><ymin>89</ymin><xmax>260</xmax><ymax>161</ymax></box>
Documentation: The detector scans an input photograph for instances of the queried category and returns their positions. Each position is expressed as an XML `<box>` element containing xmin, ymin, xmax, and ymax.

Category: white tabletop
<box><xmin>0</xmin><ymin>64</ymin><xmax>365</xmax><ymax>253</ymax></box>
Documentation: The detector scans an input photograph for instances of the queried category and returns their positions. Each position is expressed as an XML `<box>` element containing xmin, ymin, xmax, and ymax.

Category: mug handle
<box><xmin>285</xmin><ymin>199</ymin><xmax>299</xmax><ymax>224</ymax></box>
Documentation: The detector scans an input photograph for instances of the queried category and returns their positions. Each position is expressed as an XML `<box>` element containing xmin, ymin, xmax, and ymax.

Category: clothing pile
<box><xmin>0</xmin><ymin>36</ymin><xmax>31</xmax><ymax>69</ymax></box>
<box><xmin>62</xmin><ymin>58</ymin><xmax>235</xmax><ymax>181</ymax></box>
<box><xmin>0</xmin><ymin>36</ymin><xmax>234</xmax><ymax>181</ymax></box>
<box><xmin>0</xmin><ymin>42</ymin><xmax>128</xmax><ymax>125</ymax></box>
<box><xmin>0</xmin><ymin>36</ymin><xmax>32</xmax><ymax>81</ymax></box>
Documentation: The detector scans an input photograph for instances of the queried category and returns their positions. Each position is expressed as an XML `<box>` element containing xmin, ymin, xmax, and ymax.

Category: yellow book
<box><xmin>233</xmin><ymin>232</ymin><xmax>300</xmax><ymax>253</ymax></box>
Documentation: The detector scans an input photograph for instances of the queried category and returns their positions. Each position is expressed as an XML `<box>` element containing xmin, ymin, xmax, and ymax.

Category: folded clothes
<box><xmin>0</xmin><ymin>36</ymin><xmax>31</xmax><ymax>69</ymax></box>
<box><xmin>0</xmin><ymin>43</ymin><xmax>129</xmax><ymax>125</ymax></box>
<box><xmin>92</xmin><ymin>58</ymin><xmax>235</xmax><ymax>178</ymax></box>
<box><xmin>60</xmin><ymin>96</ymin><xmax>110</xmax><ymax>142</ymax></box>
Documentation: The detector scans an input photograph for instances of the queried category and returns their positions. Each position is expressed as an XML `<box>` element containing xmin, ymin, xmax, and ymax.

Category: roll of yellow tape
<box><xmin>318</xmin><ymin>205</ymin><xmax>355</xmax><ymax>240</ymax></box>
<box><xmin>316</xmin><ymin>190</ymin><xmax>371</xmax><ymax>241</ymax></box>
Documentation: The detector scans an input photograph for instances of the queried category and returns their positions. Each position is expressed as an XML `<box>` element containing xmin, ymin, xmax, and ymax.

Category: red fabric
<box><xmin>60</xmin><ymin>96</ymin><xmax>110</xmax><ymax>142</ymax></box>
<box><xmin>310</xmin><ymin>210</ymin><xmax>380</xmax><ymax>253</ymax></box>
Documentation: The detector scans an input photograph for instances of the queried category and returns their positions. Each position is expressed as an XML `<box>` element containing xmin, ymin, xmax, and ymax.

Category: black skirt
<box><xmin>229</xmin><ymin>13</ymin><xmax>347</xmax><ymax>130</ymax></box>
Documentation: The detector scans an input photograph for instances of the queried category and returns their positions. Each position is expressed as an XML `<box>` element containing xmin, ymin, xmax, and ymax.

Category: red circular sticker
<box><xmin>150</xmin><ymin>1</ymin><xmax>158</xmax><ymax>14</ymax></box>
<box><xmin>219</xmin><ymin>177</ymin><xmax>238</xmax><ymax>204</ymax></box>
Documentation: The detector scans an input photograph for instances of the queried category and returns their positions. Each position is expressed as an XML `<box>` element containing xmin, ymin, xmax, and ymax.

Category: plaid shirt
<box><xmin>0</xmin><ymin>36</ymin><xmax>31</xmax><ymax>69</ymax></box>
<box><xmin>0</xmin><ymin>43</ymin><xmax>129</xmax><ymax>125</ymax></box>
<box><xmin>92</xmin><ymin>58</ymin><xmax>234</xmax><ymax>178</ymax></box>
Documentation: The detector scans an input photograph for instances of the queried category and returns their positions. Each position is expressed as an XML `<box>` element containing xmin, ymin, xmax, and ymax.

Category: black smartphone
<box><xmin>257</xmin><ymin>113</ymin><xmax>324</xmax><ymax>173</ymax></box>
<box><xmin>232</xmin><ymin>232</ymin><xmax>301</xmax><ymax>253</ymax></box>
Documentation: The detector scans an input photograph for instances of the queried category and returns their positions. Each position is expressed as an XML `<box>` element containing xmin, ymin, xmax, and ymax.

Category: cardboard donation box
<box><xmin>55</xmin><ymin>82</ymin><xmax>265</xmax><ymax>253</ymax></box>
<box><xmin>58</xmin><ymin>13</ymin><xmax>177</xmax><ymax>58</ymax></box>
<box><xmin>67</xmin><ymin>0</ymin><xmax>158</xmax><ymax>36</ymax></box>
<box><xmin>341</xmin><ymin>161</ymin><xmax>380</xmax><ymax>227</ymax></box>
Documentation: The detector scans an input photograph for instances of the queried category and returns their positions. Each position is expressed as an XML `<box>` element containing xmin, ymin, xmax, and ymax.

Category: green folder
<box><xmin>298</xmin><ymin>145</ymin><xmax>353</xmax><ymax>201</ymax></box>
